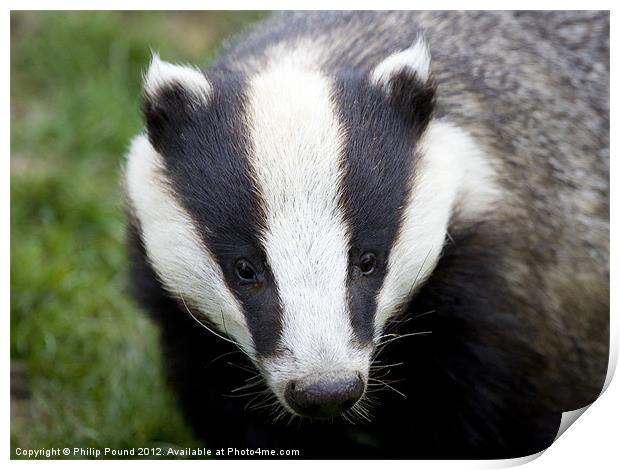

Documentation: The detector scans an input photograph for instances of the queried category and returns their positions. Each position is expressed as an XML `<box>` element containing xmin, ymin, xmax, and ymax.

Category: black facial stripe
<box><xmin>334</xmin><ymin>73</ymin><xmax>419</xmax><ymax>345</ymax></box>
<box><xmin>144</xmin><ymin>72</ymin><xmax>283</xmax><ymax>357</ymax></box>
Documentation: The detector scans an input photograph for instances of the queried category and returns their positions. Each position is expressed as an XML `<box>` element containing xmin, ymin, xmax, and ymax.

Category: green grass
<box><xmin>10</xmin><ymin>11</ymin><xmax>265</xmax><ymax>458</ymax></box>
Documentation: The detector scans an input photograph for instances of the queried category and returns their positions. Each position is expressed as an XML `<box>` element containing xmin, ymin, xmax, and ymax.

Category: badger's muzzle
<box><xmin>283</xmin><ymin>370</ymin><xmax>365</xmax><ymax>418</ymax></box>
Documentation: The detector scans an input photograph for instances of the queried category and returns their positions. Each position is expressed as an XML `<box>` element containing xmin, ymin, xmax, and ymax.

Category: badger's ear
<box><xmin>142</xmin><ymin>53</ymin><xmax>211</xmax><ymax>149</ymax></box>
<box><xmin>371</xmin><ymin>37</ymin><xmax>436</xmax><ymax>135</ymax></box>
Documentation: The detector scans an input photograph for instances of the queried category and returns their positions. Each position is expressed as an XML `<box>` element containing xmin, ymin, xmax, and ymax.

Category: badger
<box><xmin>123</xmin><ymin>11</ymin><xmax>609</xmax><ymax>459</ymax></box>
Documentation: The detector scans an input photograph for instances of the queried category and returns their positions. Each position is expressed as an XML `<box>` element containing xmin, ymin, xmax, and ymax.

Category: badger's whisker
<box><xmin>390</xmin><ymin>309</ymin><xmax>435</xmax><ymax>328</ymax></box>
<box><xmin>269</xmin><ymin>404</ymin><xmax>289</xmax><ymax>421</ymax></box>
<box><xmin>203</xmin><ymin>350</ymin><xmax>244</xmax><ymax>370</ymax></box>
<box><xmin>345</xmin><ymin>397</ymin><xmax>374</xmax><ymax>424</ymax></box>
<box><xmin>247</xmin><ymin>393</ymin><xmax>277</xmax><ymax>411</ymax></box>
<box><xmin>350</xmin><ymin>404</ymin><xmax>371</xmax><ymax>423</ymax></box>
<box><xmin>373</xmin><ymin>330</ymin><xmax>432</xmax><ymax>350</ymax></box>
<box><xmin>229</xmin><ymin>377</ymin><xmax>265</xmax><ymax>394</ymax></box>
<box><xmin>446</xmin><ymin>230</ymin><xmax>455</xmax><ymax>245</ymax></box>
<box><xmin>272</xmin><ymin>407</ymin><xmax>290</xmax><ymax>423</ymax></box>
<box><xmin>375</xmin><ymin>333</ymin><xmax>401</xmax><ymax>341</ymax></box>
<box><xmin>368</xmin><ymin>368</ymin><xmax>401</xmax><ymax>380</ymax></box>
<box><xmin>224</xmin><ymin>389</ymin><xmax>267</xmax><ymax>399</ymax></box>
<box><xmin>220</xmin><ymin>308</ymin><xmax>233</xmax><ymax>344</ymax></box>
<box><xmin>367</xmin><ymin>374</ymin><xmax>403</xmax><ymax>384</ymax></box>
<box><xmin>361</xmin><ymin>391</ymin><xmax>380</xmax><ymax>405</ymax></box>
<box><xmin>179</xmin><ymin>295</ymin><xmax>245</xmax><ymax>351</ymax></box>
<box><xmin>355</xmin><ymin>402</ymin><xmax>373</xmax><ymax>422</ymax></box>
<box><xmin>287</xmin><ymin>412</ymin><xmax>299</xmax><ymax>427</ymax></box>
<box><xmin>375</xmin><ymin>331</ymin><xmax>432</xmax><ymax>349</ymax></box>
<box><xmin>223</xmin><ymin>383</ymin><xmax>267</xmax><ymax>398</ymax></box>
<box><xmin>341</xmin><ymin>410</ymin><xmax>356</xmax><ymax>424</ymax></box>
<box><xmin>224</xmin><ymin>361</ymin><xmax>257</xmax><ymax>375</ymax></box>
<box><xmin>242</xmin><ymin>372</ymin><xmax>263</xmax><ymax>383</ymax></box>
<box><xmin>410</xmin><ymin>309</ymin><xmax>436</xmax><ymax>320</ymax></box>
<box><xmin>367</xmin><ymin>378</ymin><xmax>407</xmax><ymax>398</ymax></box>
<box><xmin>406</xmin><ymin>247</ymin><xmax>433</xmax><ymax>300</ymax></box>
<box><xmin>369</xmin><ymin>361</ymin><xmax>404</xmax><ymax>370</ymax></box>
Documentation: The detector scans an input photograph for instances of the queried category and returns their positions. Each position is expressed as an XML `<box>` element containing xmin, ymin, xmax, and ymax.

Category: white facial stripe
<box><xmin>246</xmin><ymin>63</ymin><xmax>370</xmax><ymax>380</ymax></box>
<box><xmin>144</xmin><ymin>53</ymin><xmax>211</xmax><ymax>104</ymax></box>
<box><xmin>375</xmin><ymin>120</ymin><xmax>502</xmax><ymax>332</ymax></box>
<box><xmin>124</xmin><ymin>135</ymin><xmax>254</xmax><ymax>354</ymax></box>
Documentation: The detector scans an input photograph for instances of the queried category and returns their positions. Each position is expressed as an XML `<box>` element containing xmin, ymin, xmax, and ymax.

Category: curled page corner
<box><xmin>490</xmin><ymin>405</ymin><xmax>594</xmax><ymax>468</ymax></box>
<box><xmin>554</xmin><ymin>405</ymin><xmax>590</xmax><ymax>442</ymax></box>
<box><xmin>551</xmin><ymin>336</ymin><xmax>617</xmax><ymax>444</ymax></box>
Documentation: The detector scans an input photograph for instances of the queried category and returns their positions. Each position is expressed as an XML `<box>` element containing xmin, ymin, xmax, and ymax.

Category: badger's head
<box><xmin>125</xmin><ymin>39</ymin><xmax>493</xmax><ymax>419</ymax></box>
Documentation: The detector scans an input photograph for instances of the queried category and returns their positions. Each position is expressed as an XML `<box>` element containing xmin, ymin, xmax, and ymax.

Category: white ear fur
<box><xmin>144</xmin><ymin>53</ymin><xmax>211</xmax><ymax>102</ymax></box>
<box><xmin>371</xmin><ymin>36</ymin><xmax>431</xmax><ymax>87</ymax></box>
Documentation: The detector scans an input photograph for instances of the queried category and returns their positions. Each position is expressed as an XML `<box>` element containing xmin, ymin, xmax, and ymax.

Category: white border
<box><xmin>5</xmin><ymin>2</ymin><xmax>616</xmax><ymax>468</ymax></box>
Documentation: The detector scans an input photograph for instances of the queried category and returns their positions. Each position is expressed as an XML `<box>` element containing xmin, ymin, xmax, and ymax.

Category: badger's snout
<box><xmin>283</xmin><ymin>370</ymin><xmax>365</xmax><ymax>418</ymax></box>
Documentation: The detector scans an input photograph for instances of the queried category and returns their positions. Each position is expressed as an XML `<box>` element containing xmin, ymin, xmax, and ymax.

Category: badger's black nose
<box><xmin>284</xmin><ymin>371</ymin><xmax>365</xmax><ymax>418</ymax></box>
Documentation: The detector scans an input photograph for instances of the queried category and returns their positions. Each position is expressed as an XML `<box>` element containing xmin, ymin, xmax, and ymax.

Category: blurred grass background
<box><xmin>10</xmin><ymin>11</ymin><xmax>265</xmax><ymax>457</ymax></box>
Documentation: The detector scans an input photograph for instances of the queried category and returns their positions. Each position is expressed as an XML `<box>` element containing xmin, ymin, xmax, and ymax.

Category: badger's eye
<box><xmin>359</xmin><ymin>252</ymin><xmax>376</xmax><ymax>275</ymax></box>
<box><xmin>235</xmin><ymin>259</ymin><xmax>257</xmax><ymax>283</ymax></box>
